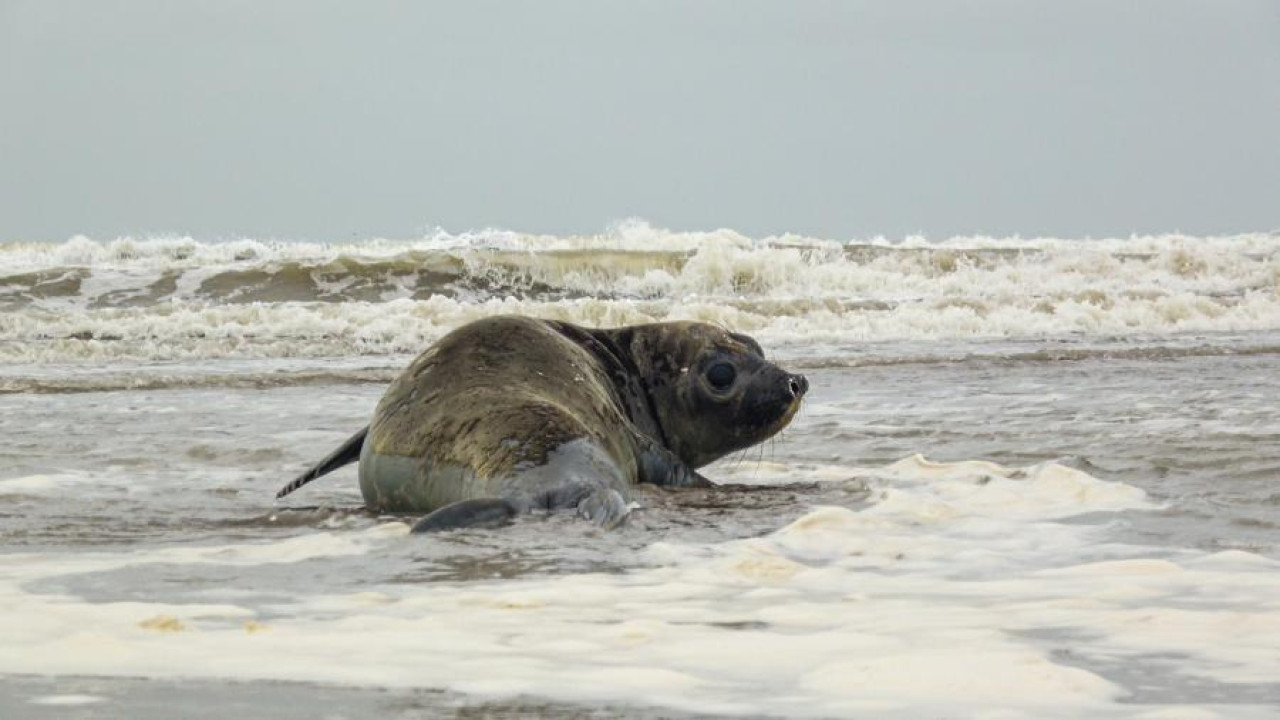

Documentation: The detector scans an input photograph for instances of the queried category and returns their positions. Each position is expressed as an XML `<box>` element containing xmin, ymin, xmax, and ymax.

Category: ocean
<box><xmin>2</xmin><ymin>224</ymin><xmax>1279</xmax><ymax>718</ymax></box>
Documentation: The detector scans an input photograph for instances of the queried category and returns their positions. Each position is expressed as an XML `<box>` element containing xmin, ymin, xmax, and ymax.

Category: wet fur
<box><xmin>281</xmin><ymin>315</ymin><xmax>806</xmax><ymax>529</ymax></box>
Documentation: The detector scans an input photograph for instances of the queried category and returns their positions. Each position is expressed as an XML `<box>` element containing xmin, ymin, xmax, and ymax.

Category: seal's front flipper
<box><xmin>680</xmin><ymin>468</ymin><xmax>715</xmax><ymax>488</ymax></box>
<box><xmin>411</xmin><ymin>498</ymin><xmax>520</xmax><ymax>533</ymax></box>
<box><xmin>576</xmin><ymin>488</ymin><xmax>631</xmax><ymax>529</ymax></box>
<box><xmin>636</xmin><ymin>439</ymin><xmax>715</xmax><ymax>488</ymax></box>
<box><xmin>276</xmin><ymin>426</ymin><xmax>369</xmax><ymax>499</ymax></box>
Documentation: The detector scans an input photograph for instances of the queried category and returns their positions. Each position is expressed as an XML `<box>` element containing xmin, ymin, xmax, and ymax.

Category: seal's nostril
<box><xmin>788</xmin><ymin>375</ymin><xmax>807</xmax><ymax>398</ymax></box>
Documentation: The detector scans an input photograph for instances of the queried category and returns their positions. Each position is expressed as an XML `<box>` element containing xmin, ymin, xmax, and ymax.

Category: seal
<box><xmin>275</xmin><ymin>315</ymin><xmax>807</xmax><ymax>532</ymax></box>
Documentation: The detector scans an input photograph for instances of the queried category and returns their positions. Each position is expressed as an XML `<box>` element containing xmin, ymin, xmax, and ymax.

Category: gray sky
<box><xmin>2</xmin><ymin>0</ymin><xmax>1279</xmax><ymax>241</ymax></box>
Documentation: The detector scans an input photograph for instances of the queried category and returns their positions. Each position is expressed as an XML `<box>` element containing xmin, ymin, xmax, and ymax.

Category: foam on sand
<box><xmin>2</xmin><ymin>457</ymin><xmax>1277</xmax><ymax>718</ymax></box>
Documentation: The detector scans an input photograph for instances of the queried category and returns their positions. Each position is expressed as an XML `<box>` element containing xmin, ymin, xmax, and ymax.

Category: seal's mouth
<box><xmin>774</xmin><ymin>401</ymin><xmax>800</xmax><ymax>432</ymax></box>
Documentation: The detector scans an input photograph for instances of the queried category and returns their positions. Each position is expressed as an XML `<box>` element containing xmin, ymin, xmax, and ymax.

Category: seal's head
<box><xmin>631</xmin><ymin>322</ymin><xmax>807</xmax><ymax>468</ymax></box>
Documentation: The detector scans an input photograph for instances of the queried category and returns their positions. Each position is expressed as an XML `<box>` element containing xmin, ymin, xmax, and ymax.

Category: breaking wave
<box><xmin>1</xmin><ymin>223</ymin><xmax>1277</xmax><ymax>365</ymax></box>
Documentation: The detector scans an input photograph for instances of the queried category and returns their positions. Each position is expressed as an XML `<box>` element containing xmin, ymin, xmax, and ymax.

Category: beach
<box><xmin>2</xmin><ymin>227</ymin><xmax>1279</xmax><ymax>717</ymax></box>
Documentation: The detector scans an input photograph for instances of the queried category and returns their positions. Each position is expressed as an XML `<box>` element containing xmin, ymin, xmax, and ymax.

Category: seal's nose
<box><xmin>787</xmin><ymin>374</ymin><xmax>808</xmax><ymax>399</ymax></box>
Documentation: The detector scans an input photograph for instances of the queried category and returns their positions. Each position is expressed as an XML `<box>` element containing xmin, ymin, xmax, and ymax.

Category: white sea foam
<box><xmin>2</xmin><ymin>286</ymin><xmax>1278</xmax><ymax>365</ymax></box>
<box><xmin>0</xmin><ymin>475</ymin><xmax>73</xmax><ymax>494</ymax></box>
<box><xmin>2</xmin><ymin>226</ymin><xmax>1277</xmax><ymax>364</ymax></box>
<box><xmin>2</xmin><ymin>456</ymin><xmax>1276</xmax><ymax>718</ymax></box>
<box><xmin>27</xmin><ymin>695</ymin><xmax>106</xmax><ymax>706</ymax></box>
<box><xmin>3</xmin><ymin>223</ymin><xmax>1278</xmax><ymax>269</ymax></box>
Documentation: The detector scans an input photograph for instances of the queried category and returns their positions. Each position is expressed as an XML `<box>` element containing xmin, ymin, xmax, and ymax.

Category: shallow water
<box><xmin>2</xmin><ymin>230</ymin><xmax>1279</xmax><ymax>717</ymax></box>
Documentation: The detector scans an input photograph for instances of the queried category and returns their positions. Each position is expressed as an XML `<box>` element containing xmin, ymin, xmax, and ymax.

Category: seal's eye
<box><xmin>706</xmin><ymin>362</ymin><xmax>736</xmax><ymax>391</ymax></box>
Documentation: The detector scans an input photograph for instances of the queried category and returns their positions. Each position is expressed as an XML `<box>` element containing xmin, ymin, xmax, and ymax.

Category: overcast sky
<box><xmin>2</xmin><ymin>0</ymin><xmax>1278</xmax><ymax>241</ymax></box>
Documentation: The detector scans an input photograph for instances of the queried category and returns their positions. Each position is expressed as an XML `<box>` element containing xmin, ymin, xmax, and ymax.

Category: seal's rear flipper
<box><xmin>276</xmin><ymin>426</ymin><xmax>369</xmax><ymax>499</ymax></box>
<box><xmin>576</xmin><ymin>488</ymin><xmax>631</xmax><ymax>529</ymax></box>
<box><xmin>411</xmin><ymin>498</ymin><xmax>520</xmax><ymax>533</ymax></box>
